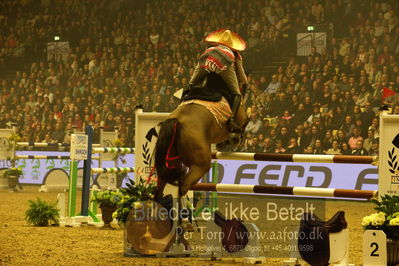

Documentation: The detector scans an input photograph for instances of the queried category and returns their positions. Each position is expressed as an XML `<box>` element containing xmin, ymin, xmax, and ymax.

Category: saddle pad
<box><xmin>180</xmin><ymin>97</ymin><xmax>232</xmax><ymax>127</ymax></box>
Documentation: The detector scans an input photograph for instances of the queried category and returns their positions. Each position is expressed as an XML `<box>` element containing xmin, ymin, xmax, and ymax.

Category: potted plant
<box><xmin>114</xmin><ymin>178</ymin><xmax>156</xmax><ymax>225</ymax></box>
<box><xmin>25</xmin><ymin>198</ymin><xmax>59</xmax><ymax>226</ymax></box>
<box><xmin>113</xmin><ymin>178</ymin><xmax>157</xmax><ymax>255</ymax></box>
<box><xmin>91</xmin><ymin>190</ymin><xmax>122</xmax><ymax>229</ymax></box>
<box><xmin>362</xmin><ymin>194</ymin><xmax>399</xmax><ymax>265</ymax></box>
<box><xmin>3</xmin><ymin>167</ymin><xmax>22</xmax><ymax>191</ymax></box>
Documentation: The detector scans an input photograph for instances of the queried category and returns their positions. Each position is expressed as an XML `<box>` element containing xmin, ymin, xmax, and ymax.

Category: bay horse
<box><xmin>154</xmin><ymin>93</ymin><xmax>248</xmax><ymax>197</ymax></box>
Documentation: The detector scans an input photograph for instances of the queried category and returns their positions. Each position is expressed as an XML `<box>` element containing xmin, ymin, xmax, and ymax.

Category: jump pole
<box><xmin>81</xmin><ymin>125</ymin><xmax>93</xmax><ymax>217</ymax></box>
<box><xmin>190</xmin><ymin>183</ymin><xmax>377</xmax><ymax>199</ymax></box>
<box><xmin>211</xmin><ymin>152</ymin><xmax>377</xmax><ymax>165</ymax></box>
<box><xmin>211</xmin><ymin>161</ymin><xmax>218</xmax><ymax>210</ymax></box>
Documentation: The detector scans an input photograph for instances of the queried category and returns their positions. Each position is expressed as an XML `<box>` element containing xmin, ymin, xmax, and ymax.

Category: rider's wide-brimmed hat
<box><xmin>205</xmin><ymin>29</ymin><xmax>246</xmax><ymax>51</ymax></box>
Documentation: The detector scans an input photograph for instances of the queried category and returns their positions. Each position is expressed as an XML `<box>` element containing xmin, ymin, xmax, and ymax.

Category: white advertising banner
<box><xmin>70</xmin><ymin>134</ymin><xmax>88</xmax><ymax>160</ymax></box>
<box><xmin>210</xmin><ymin>160</ymin><xmax>377</xmax><ymax>191</ymax></box>
<box><xmin>134</xmin><ymin>110</ymin><xmax>169</xmax><ymax>182</ymax></box>
<box><xmin>0</xmin><ymin>129</ymin><xmax>14</xmax><ymax>160</ymax></box>
<box><xmin>379</xmin><ymin>111</ymin><xmax>399</xmax><ymax>197</ymax></box>
<box><xmin>6</xmin><ymin>151</ymin><xmax>377</xmax><ymax>193</ymax></box>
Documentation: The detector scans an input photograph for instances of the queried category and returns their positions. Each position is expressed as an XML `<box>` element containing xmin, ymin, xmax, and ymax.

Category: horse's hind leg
<box><xmin>178</xmin><ymin>138</ymin><xmax>212</xmax><ymax>196</ymax></box>
<box><xmin>180</xmin><ymin>162</ymin><xmax>211</xmax><ymax>196</ymax></box>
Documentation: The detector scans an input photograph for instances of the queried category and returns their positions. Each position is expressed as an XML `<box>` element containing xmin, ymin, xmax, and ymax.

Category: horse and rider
<box><xmin>155</xmin><ymin>29</ymin><xmax>249</xmax><ymax>197</ymax></box>
<box><xmin>131</xmin><ymin>29</ymin><xmax>249</xmax><ymax>255</ymax></box>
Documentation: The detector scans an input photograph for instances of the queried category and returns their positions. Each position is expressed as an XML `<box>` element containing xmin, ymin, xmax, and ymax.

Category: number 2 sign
<box><xmin>363</xmin><ymin>230</ymin><xmax>387</xmax><ymax>266</ymax></box>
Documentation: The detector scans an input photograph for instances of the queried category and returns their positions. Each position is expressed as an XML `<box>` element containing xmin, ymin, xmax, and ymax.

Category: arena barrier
<box><xmin>211</xmin><ymin>152</ymin><xmax>377</xmax><ymax>164</ymax></box>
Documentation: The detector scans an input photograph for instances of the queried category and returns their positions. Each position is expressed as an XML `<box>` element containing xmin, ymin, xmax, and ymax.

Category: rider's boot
<box><xmin>228</xmin><ymin>94</ymin><xmax>243</xmax><ymax>133</ymax></box>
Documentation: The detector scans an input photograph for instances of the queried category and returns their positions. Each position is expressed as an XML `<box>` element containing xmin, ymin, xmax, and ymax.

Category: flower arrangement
<box><xmin>362</xmin><ymin>194</ymin><xmax>399</xmax><ymax>239</ymax></box>
<box><xmin>91</xmin><ymin>190</ymin><xmax>123</xmax><ymax>208</ymax></box>
<box><xmin>3</xmin><ymin>167</ymin><xmax>22</xmax><ymax>178</ymax></box>
<box><xmin>114</xmin><ymin>178</ymin><xmax>156</xmax><ymax>224</ymax></box>
<box><xmin>8</xmin><ymin>133</ymin><xmax>21</xmax><ymax>151</ymax></box>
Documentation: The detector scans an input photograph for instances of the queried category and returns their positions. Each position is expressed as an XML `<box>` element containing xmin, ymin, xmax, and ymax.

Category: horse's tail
<box><xmin>155</xmin><ymin>118</ymin><xmax>186</xmax><ymax>185</ymax></box>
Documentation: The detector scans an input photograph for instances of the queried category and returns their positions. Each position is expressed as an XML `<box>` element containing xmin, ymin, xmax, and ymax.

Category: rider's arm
<box><xmin>189</xmin><ymin>63</ymin><xmax>209</xmax><ymax>86</ymax></box>
<box><xmin>234</xmin><ymin>52</ymin><xmax>247</xmax><ymax>89</ymax></box>
<box><xmin>218</xmin><ymin>63</ymin><xmax>242</xmax><ymax>96</ymax></box>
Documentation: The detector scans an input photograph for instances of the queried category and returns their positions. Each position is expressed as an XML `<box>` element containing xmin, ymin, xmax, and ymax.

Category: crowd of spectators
<box><xmin>0</xmin><ymin>0</ymin><xmax>398</xmax><ymax>155</ymax></box>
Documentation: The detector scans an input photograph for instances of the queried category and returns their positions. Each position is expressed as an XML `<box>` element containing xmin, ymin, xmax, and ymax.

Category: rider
<box><xmin>186</xmin><ymin>29</ymin><xmax>247</xmax><ymax>133</ymax></box>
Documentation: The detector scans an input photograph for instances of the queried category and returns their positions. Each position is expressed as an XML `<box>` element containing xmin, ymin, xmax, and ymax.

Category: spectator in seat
<box><xmin>369</xmin><ymin>138</ymin><xmax>379</xmax><ymax>156</ymax></box>
<box><xmin>360</xmin><ymin>102</ymin><xmax>375</xmax><ymax>133</ymax></box>
<box><xmin>326</xmin><ymin>140</ymin><xmax>341</xmax><ymax>155</ymax></box>
<box><xmin>352</xmin><ymin>105</ymin><xmax>362</xmax><ymax>121</ymax></box>
<box><xmin>341</xmin><ymin>143</ymin><xmax>352</xmax><ymax>155</ymax></box>
<box><xmin>259</xmin><ymin>119</ymin><xmax>272</xmax><ymax>136</ymax></box>
<box><xmin>368</xmin><ymin>117</ymin><xmax>380</xmax><ymax>139</ymax></box>
<box><xmin>356</xmin><ymin>85</ymin><xmax>371</xmax><ymax>107</ymax></box>
<box><xmin>262</xmin><ymin>137</ymin><xmax>275</xmax><ymax>153</ymax></box>
<box><xmin>285</xmin><ymin>137</ymin><xmax>302</xmax><ymax>154</ymax></box>
<box><xmin>153</xmin><ymin>95</ymin><xmax>166</xmax><ymax>112</ymax></box>
<box><xmin>303</xmin><ymin>96</ymin><xmax>314</xmax><ymax>117</ymax></box>
<box><xmin>275</xmin><ymin>139</ymin><xmax>286</xmax><ymax>153</ymax></box>
<box><xmin>348</xmin><ymin>127</ymin><xmax>363</xmax><ymax>150</ymax></box>
<box><xmin>363</xmin><ymin>129</ymin><xmax>376</xmax><ymax>152</ymax></box>
<box><xmin>268</xmin><ymin>128</ymin><xmax>278</xmax><ymax>148</ymax></box>
<box><xmin>352</xmin><ymin>139</ymin><xmax>369</xmax><ymax>155</ymax></box>
<box><xmin>322</xmin><ymin>129</ymin><xmax>334</xmax><ymax>151</ymax></box>
<box><xmin>51</xmin><ymin>122</ymin><xmax>65</xmax><ymax>143</ymax></box>
<box><xmin>244</xmin><ymin>112</ymin><xmax>262</xmax><ymax>135</ymax></box>
<box><xmin>247</xmin><ymin>136</ymin><xmax>262</xmax><ymax>153</ymax></box>
<box><xmin>71</xmin><ymin>113</ymin><xmax>83</xmax><ymax>131</ymax></box>
<box><xmin>341</xmin><ymin>115</ymin><xmax>354</xmax><ymax>139</ymax></box>
<box><xmin>278</xmin><ymin>126</ymin><xmax>290</xmax><ymax>148</ymax></box>
<box><xmin>304</xmin><ymin>146</ymin><xmax>313</xmax><ymax>154</ymax></box>
<box><xmin>142</xmin><ymin>95</ymin><xmax>153</xmax><ymax>112</ymax></box>
<box><xmin>264</xmin><ymin>74</ymin><xmax>281</xmax><ymax>94</ymax></box>
<box><xmin>292</xmin><ymin>124</ymin><xmax>310</xmax><ymax>152</ymax></box>
<box><xmin>262</xmin><ymin>94</ymin><xmax>276</xmax><ymax>117</ymax></box>
<box><xmin>274</xmin><ymin>92</ymin><xmax>291</xmax><ymax>117</ymax></box>
<box><xmin>313</xmin><ymin>139</ymin><xmax>324</xmax><ymax>154</ymax></box>
<box><xmin>306</xmin><ymin>105</ymin><xmax>322</xmax><ymax>124</ymax></box>
<box><xmin>308</xmin><ymin>125</ymin><xmax>321</xmax><ymax>148</ymax></box>
<box><xmin>292</xmin><ymin>103</ymin><xmax>309</xmax><ymax>126</ymax></box>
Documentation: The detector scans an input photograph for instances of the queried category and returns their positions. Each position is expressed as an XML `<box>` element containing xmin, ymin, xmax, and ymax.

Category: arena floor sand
<box><xmin>0</xmin><ymin>187</ymin><xmax>375</xmax><ymax>265</ymax></box>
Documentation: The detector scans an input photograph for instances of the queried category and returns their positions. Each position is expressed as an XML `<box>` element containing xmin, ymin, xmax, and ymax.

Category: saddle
<box><xmin>214</xmin><ymin>211</ymin><xmax>249</xmax><ymax>253</ymax></box>
<box><xmin>298</xmin><ymin>211</ymin><xmax>347</xmax><ymax>266</ymax></box>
